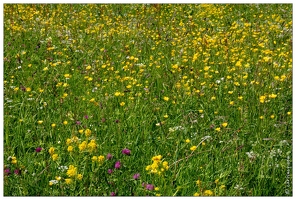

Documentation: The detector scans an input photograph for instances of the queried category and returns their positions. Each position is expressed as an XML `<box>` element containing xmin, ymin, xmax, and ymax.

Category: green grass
<box><xmin>3</xmin><ymin>4</ymin><xmax>292</xmax><ymax>196</ymax></box>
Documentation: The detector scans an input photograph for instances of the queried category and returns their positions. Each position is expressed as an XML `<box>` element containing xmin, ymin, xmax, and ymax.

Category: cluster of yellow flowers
<box><xmin>91</xmin><ymin>155</ymin><xmax>105</xmax><ymax>165</ymax></box>
<box><xmin>49</xmin><ymin>147</ymin><xmax>58</xmax><ymax>161</ymax></box>
<box><xmin>146</xmin><ymin>155</ymin><xmax>169</xmax><ymax>175</ymax></box>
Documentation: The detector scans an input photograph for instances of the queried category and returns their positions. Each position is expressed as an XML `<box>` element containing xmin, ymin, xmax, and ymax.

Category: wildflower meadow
<box><xmin>3</xmin><ymin>4</ymin><xmax>292</xmax><ymax>196</ymax></box>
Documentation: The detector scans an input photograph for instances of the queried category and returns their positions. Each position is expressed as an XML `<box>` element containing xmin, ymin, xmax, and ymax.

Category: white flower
<box><xmin>49</xmin><ymin>180</ymin><xmax>59</xmax><ymax>185</ymax></box>
<box><xmin>92</xmin><ymin>87</ymin><xmax>98</xmax><ymax>92</ymax></box>
<box><xmin>202</xmin><ymin>136</ymin><xmax>212</xmax><ymax>140</ymax></box>
<box><xmin>169</xmin><ymin>126</ymin><xmax>185</xmax><ymax>132</ymax></box>
<box><xmin>246</xmin><ymin>151</ymin><xmax>257</xmax><ymax>161</ymax></box>
<box><xmin>58</xmin><ymin>166</ymin><xmax>68</xmax><ymax>172</ymax></box>
<box><xmin>234</xmin><ymin>184</ymin><xmax>244</xmax><ymax>190</ymax></box>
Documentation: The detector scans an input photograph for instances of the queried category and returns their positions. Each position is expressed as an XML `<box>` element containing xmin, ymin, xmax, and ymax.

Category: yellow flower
<box><xmin>63</xmin><ymin>121</ymin><xmax>68</xmax><ymax>125</ymax></box>
<box><xmin>190</xmin><ymin>146</ymin><xmax>197</xmax><ymax>151</ymax></box>
<box><xmin>66</xmin><ymin>138</ymin><xmax>72</xmax><ymax>145</ymax></box>
<box><xmin>196</xmin><ymin>180</ymin><xmax>202</xmax><ymax>187</ymax></box>
<box><xmin>26</xmin><ymin>87</ymin><xmax>31</xmax><ymax>92</ymax></box>
<box><xmin>154</xmin><ymin>187</ymin><xmax>159</xmax><ymax>191</ymax></box>
<box><xmin>67</xmin><ymin>146</ymin><xmax>74</xmax><ymax>152</ymax></box>
<box><xmin>120</xmin><ymin>102</ymin><xmax>125</xmax><ymax>106</ymax></box>
<box><xmin>269</xmin><ymin>93</ymin><xmax>277</xmax><ymax>98</ymax></box>
<box><xmin>52</xmin><ymin>154</ymin><xmax>58</xmax><ymax>161</ymax></box>
<box><xmin>92</xmin><ymin>156</ymin><xmax>97</xmax><ymax>162</ymax></box>
<box><xmin>229</xmin><ymin>101</ymin><xmax>234</xmax><ymax>105</ymax></box>
<box><xmin>65</xmin><ymin>178</ymin><xmax>72</xmax><ymax>184</ymax></box>
<box><xmin>270</xmin><ymin>115</ymin><xmax>275</xmax><ymax>119</ymax></box>
<box><xmin>86</xmin><ymin>65</ymin><xmax>91</xmax><ymax>70</ymax></box>
<box><xmin>163</xmin><ymin>96</ymin><xmax>169</xmax><ymax>101</ymax></box>
<box><xmin>146</xmin><ymin>165</ymin><xmax>151</xmax><ymax>171</ymax></box>
<box><xmin>259</xmin><ymin>95</ymin><xmax>266</xmax><ymax>103</ymax></box>
<box><xmin>215</xmin><ymin>127</ymin><xmax>221</xmax><ymax>132</ymax></box>
<box><xmin>87</xmin><ymin>140</ymin><xmax>97</xmax><ymax>151</ymax></box>
<box><xmin>162</xmin><ymin>161</ymin><xmax>169</xmax><ymax>170</ymax></box>
<box><xmin>71</xmin><ymin>136</ymin><xmax>79</xmax><ymax>143</ymax></box>
<box><xmin>194</xmin><ymin>192</ymin><xmax>200</xmax><ymax>196</ymax></box>
<box><xmin>37</xmin><ymin>120</ymin><xmax>43</xmax><ymax>125</ymax></box>
<box><xmin>79</xmin><ymin>129</ymin><xmax>84</xmax><ymax>134</ymax></box>
<box><xmin>55</xmin><ymin>176</ymin><xmax>61</xmax><ymax>181</ymax></box>
<box><xmin>77</xmin><ymin>174</ymin><xmax>83</xmax><ymax>180</ymax></box>
<box><xmin>84</xmin><ymin>129</ymin><xmax>92</xmax><ymax>137</ymax></box>
<box><xmin>215</xmin><ymin>179</ymin><xmax>219</xmax><ymax>184</ymax></box>
<box><xmin>79</xmin><ymin>141</ymin><xmax>87</xmax><ymax>151</ymax></box>
<box><xmin>204</xmin><ymin>190</ymin><xmax>213</xmax><ymax>196</ymax></box>
<box><xmin>185</xmin><ymin>139</ymin><xmax>190</xmax><ymax>143</ymax></box>
<box><xmin>48</xmin><ymin>147</ymin><xmax>55</xmax><ymax>155</ymax></box>
<box><xmin>64</xmin><ymin>74</ymin><xmax>71</xmax><ymax>78</ymax></box>
<box><xmin>222</xmin><ymin>122</ymin><xmax>228</xmax><ymax>127</ymax></box>
<box><xmin>98</xmin><ymin>155</ymin><xmax>105</xmax><ymax>163</ymax></box>
<box><xmin>198</xmin><ymin>110</ymin><xmax>203</xmax><ymax>113</ymax></box>
<box><xmin>114</xmin><ymin>91</ymin><xmax>121</xmax><ymax>96</ymax></box>
<box><xmin>51</xmin><ymin>123</ymin><xmax>56</xmax><ymax>128</ymax></box>
<box><xmin>11</xmin><ymin>157</ymin><xmax>17</xmax><ymax>164</ymax></box>
<box><xmin>67</xmin><ymin>165</ymin><xmax>77</xmax><ymax>177</ymax></box>
<box><xmin>220</xmin><ymin>185</ymin><xmax>226</xmax><ymax>189</ymax></box>
<box><xmin>152</xmin><ymin>155</ymin><xmax>162</xmax><ymax>162</ymax></box>
<box><xmin>89</xmin><ymin>98</ymin><xmax>95</xmax><ymax>102</ymax></box>
<box><xmin>259</xmin><ymin>116</ymin><xmax>264</xmax><ymax>119</ymax></box>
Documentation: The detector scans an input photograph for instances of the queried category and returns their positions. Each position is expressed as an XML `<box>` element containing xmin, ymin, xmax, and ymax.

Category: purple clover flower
<box><xmin>35</xmin><ymin>147</ymin><xmax>42</xmax><ymax>153</ymax></box>
<box><xmin>133</xmin><ymin>173</ymin><xmax>140</xmax><ymax>180</ymax></box>
<box><xmin>110</xmin><ymin>192</ymin><xmax>116</xmax><ymax>196</ymax></box>
<box><xmin>122</xmin><ymin>148</ymin><xmax>131</xmax><ymax>156</ymax></box>
<box><xmin>4</xmin><ymin>168</ymin><xmax>11</xmax><ymax>176</ymax></box>
<box><xmin>84</xmin><ymin>115</ymin><xmax>89</xmax><ymax>119</ymax></box>
<box><xmin>106</xmin><ymin>153</ymin><xmax>113</xmax><ymax>160</ymax></box>
<box><xmin>14</xmin><ymin>169</ymin><xmax>21</xmax><ymax>175</ymax></box>
<box><xmin>108</xmin><ymin>169</ymin><xmax>113</xmax><ymax>174</ymax></box>
<box><xmin>115</xmin><ymin>161</ymin><xmax>121</xmax><ymax>169</ymax></box>
<box><xmin>76</xmin><ymin>121</ymin><xmax>81</xmax><ymax>125</ymax></box>
<box><xmin>146</xmin><ymin>184</ymin><xmax>154</xmax><ymax>191</ymax></box>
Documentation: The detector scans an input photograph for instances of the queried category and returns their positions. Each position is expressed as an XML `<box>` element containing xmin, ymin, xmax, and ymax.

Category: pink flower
<box><xmin>146</xmin><ymin>184</ymin><xmax>154</xmax><ymax>191</ymax></box>
<box><xmin>106</xmin><ymin>153</ymin><xmax>113</xmax><ymax>160</ymax></box>
<box><xmin>115</xmin><ymin>161</ymin><xmax>121</xmax><ymax>169</ymax></box>
<box><xmin>35</xmin><ymin>147</ymin><xmax>42</xmax><ymax>152</ymax></box>
<box><xmin>122</xmin><ymin>148</ymin><xmax>131</xmax><ymax>156</ymax></box>
<box><xmin>133</xmin><ymin>173</ymin><xmax>140</xmax><ymax>180</ymax></box>
<box><xmin>4</xmin><ymin>168</ymin><xmax>11</xmax><ymax>176</ymax></box>
<box><xmin>108</xmin><ymin>169</ymin><xmax>113</xmax><ymax>174</ymax></box>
